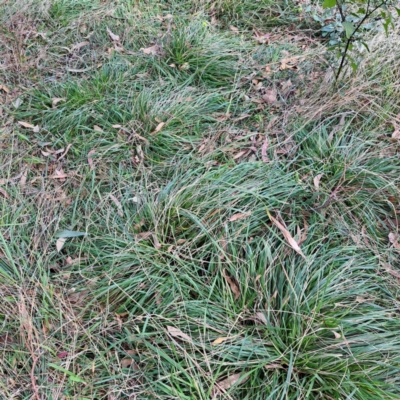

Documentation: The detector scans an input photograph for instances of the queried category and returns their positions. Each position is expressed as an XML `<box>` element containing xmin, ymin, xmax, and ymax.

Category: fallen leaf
<box><xmin>106</xmin><ymin>27</ymin><xmax>120</xmax><ymax>41</ymax></box>
<box><xmin>332</xmin><ymin>331</ymin><xmax>341</xmax><ymax>339</ymax></box>
<box><xmin>88</xmin><ymin>149</ymin><xmax>96</xmax><ymax>170</ymax></box>
<box><xmin>67</xmin><ymin>290</ymin><xmax>89</xmax><ymax>304</ymax></box>
<box><xmin>72</xmin><ymin>41</ymin><xmax>90</xmax><ymax>51</ymax></box>
<box><xmin>18</xmin><ymin>121</ymin><xmax>34</xmax><ymax>129</ymax></box>
<box><xmin>297</xmin><ymin>220</ymin><xmax>308</xmax><ymax>246</ymax></box>
<box><xmin>356</xmin><ymin>296</ymin><xmax>370</xmax><ymax>303</ymax></box>
<box><xmin>233</xmin><ymin>150</ymin><xmax>249</xmax><ymax>160</ymax></box>
<box><xmin>384</xmin><ymin>265</ymin><xmax>400</xmax><ymax>279</ymax></box>
<box><xmin>0</xmin><ymin>187</ymin><xmax>9</xmax><ymax>199</ymax></box>
<box><xmin>112</xmin><ymin>124</ymin><xmax>122</xmax><ymax>128</ymax></box>
<box><xmin>141</xmin><ymin>44</ymin><xmax>164</xmax><ymax>56</ymax></box>
<box><xmin>152</xmin><ymin>233</ymin><xmax>161</xmax><ymax>249</ymax></box>
<box><xmin>211</xmin><ymin>373</ymin><xmax>249</xmax><ymax>398</ymax></box>
<box><xmin>261</xmin><ymin>136</ymin><xmax>269</xmax><ymax>162</ymax></box>
<box><xmin>0</xmin><ymin>85</ymin><xmax>10</xmax><ymax>93</ymax></box>
<box><xmin>281</xmin><ymin>79</ymin><xmax>292</xmax><ymax>95</ymax></box>
<box><xmin>268</xmin><ymin>213</ymin><xmax>305</xmax><ymax>258</ymax></box>
<box><xmin>223</xmin><ymin>269</ymin><xmax>240</xmax><ymax>300</ymax></box>
<box><xmin>167</xmin><ymin>326</ymin><xmax>192</xmax><ymax>343</ymax></box>
<box><xmin>136</xmin><ymin>231</ymin><xmax>152</xmax><ymax>240</ymax></box>
<box><xmin>229</xmin><ymin>25</ymin><xmax>239</xmax><ymax>32</ymax></box>
<box><xmin>110</xmin><ymin>194</ymin><xmax>123</xmax><ymax>217</ymax></box>
<box><xmin>93</xmin><ymin>125</ymin><xmax>103</xmax><ymax>132</ymax></box>
<box><xmin>253</xmin><ymin>28</ymin><xmax>271</xmax><ymax>44</ymax></box>
<box><xmin>52</xmin><ymin>98</ymin><xmax>66</xmax><ymax>107</ymax></box>
<box><xmin>13</xmin><ymin>98</ymin><xmax>22</xmax><ymax>109</ymax></box>
<box><xmin>313</xmin><ymin>173</ymin><xmax>323</xmax><ymax>191</ymax></box>
<box><xmin>153</xmin><ymin>122</ymin><xmax>165</xmax><ymax>134</ymax></box>
<box><xmin>254</xmin><ymin>312</ymin><xmax>267</xmax><ymax>325</ymax></box>
<box><xmin>389</xmin><ymin>232</ymin><xmax>400</xmax><ymax>249</ymax></box>
<box><xmin>392</xmin><ymin>130</ymin><xmax>400</xmax><ymax>139</ymax></box>
<box><xmin>212</xmin><ymin>337</ymin><xmax>229</xmax><ymax>346</ymax></box>
<box><xmin>229</xmin><ymin>212</ymin><xmax>251</xmax><ymax>222</ymax></box>
<box><xmin>20</xmin><ymin>169</ymin><xmax>27</xmax><ymax>188</ymax></box>
<box><xmin>66</xmin><ymin>256</ymin><xmax>80</xmax><ymax>265</ymax></box>
<box><xmin>52</xmin><ymin>169</ymin><xmax>68</xmax><ymax>181</ymax></box>
<box><xmin>262</xmin><ymin>89</ymin><xmax>277</xmax><ymax>105</ymax></box>
<box><xmin>279</xmin><ymin>58</ymin><xmax>297</xmax><ymax>71</ymax></box>
<box><xmin>120</xmin><ymin>358</ymin><xmax>138</xmax><ymax>369</ymax></box>
<box><xmin>58</xmin><ymin>144</ymin><xmax>72</xmax><ymax>161</ymax></box>
<box><xmin>56</xmin><ymin>237</ymin><xmax>67</xmax><ymax>252</ymax></box>
<box><xmin>33</xmin><ymin>125</ymin><xmax>40</xmax><ymax>133</ymax></box>
<box><xmin>57</xmin><ymin>351</ymin><xmax>69</xmax><ymax>359</ymax></box>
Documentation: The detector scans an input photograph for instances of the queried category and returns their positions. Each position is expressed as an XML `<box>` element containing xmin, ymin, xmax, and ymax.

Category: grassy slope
<box><xmin>1</xmin><ymin>0</ymin><xmax>400</xmax><ymax>399</ymax></box>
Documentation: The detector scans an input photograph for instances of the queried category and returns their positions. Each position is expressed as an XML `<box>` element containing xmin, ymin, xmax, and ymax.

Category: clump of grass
<box><xmin>153</xmin><ymin>18</ymin><xmax>249</xmax><ymax>88</ymax></box>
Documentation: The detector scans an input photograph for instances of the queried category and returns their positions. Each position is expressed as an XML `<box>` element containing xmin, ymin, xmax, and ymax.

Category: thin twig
<box><xmin>335</xmin><ymin>0</ymin><xmax>387</xmax><ymax>82</ymax></box>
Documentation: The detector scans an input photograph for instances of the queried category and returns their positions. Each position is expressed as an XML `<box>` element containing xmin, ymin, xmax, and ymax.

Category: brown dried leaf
<box><xmin>110</xmin><ymin>194</ymin><xmax>123</xmax><ymax>217</ymax></box>
<box><xmin>212</xmin><ymin>337</ymin><xmax>229</xmax><ymax>346</ymax></box>
<box><xmin>229</xmin><ymin>25</ymin><xmax>239</xmax><ymax>32</ymax></box>
<box><xmin>261</xmin><ymin>136</ymin><xmax>269</xmax><ymax>162</ymax></box>
<box><xmin>389</xmin><ymin>232</ymin><xmax>400</xmax><ymax>249</ymax></box>
<box><xmin>229</xmin><ymin>212</ymin><xmax>251</xmax><ymax>222</ymax></box>
<box><xmin>20</xmin><ymin>169</ymin><xmax>27</xmax><ymax>188</ymax></box>
<box><xmin>88</xmin><ymin>149</ymin><xmax>96</xmax><ymax>170</ymax></box>
<box><xmin>68</xmin><ymin>290</ymin><xmax>89</xmax><ymax>304</ymax></box>
<box><xmin>18</xmin><ymin>121</ymin><xmax>34</xmax><ymax>129</ymax></box>
<box><xmin>141</xmin><ymin>44</ymin><xmax>164</xmax><ymax>56</ymax></box>
<box><xmin>58</xmin><ymin>144</ymin><xmax>72</xmax><ymax>161</ymax></box>
<box><xmin>211</xmin><ymin>373</ymin><xmax>249</xmax><ymax>398</ymax></box>
<box><xmin>262</xmin><ymin>89</ymin><xmax>277</xmax><ymax>105</ymax></box>
<box><xmin>332</xmin><ymin>331</ymin><xmax>341</xmax><ymax>339</ymax></box>
<box><xmin>52</xmin><ymin>98</ymin><xmax>66</xmax><ymax>108</ymax></box>
<box><xmin>72</xmin><ymin>41</ymin><xmax>90</xmax><ymax>51</ymax></box>
<box><xmin>136</xmin><ymin>231</ymin><xmax>152</xmax><ymax>240</ymax></box>
<box><xmin>392</xmin><ymin>130</ymin><xmax>400</xmax><ymax>139</ymax></box>
<box><xmin>152</xmin><ymin>233</ymin><xmax>161</xmax><ymax>250</ymax></box>
<box><xmin>313</xmin><ymin>173</ymin><xmax>323</xmax><ymax>191</ymax></box>
<box><xmin>223</xmin><ymin>269</ymin><xmax>240</xmax><ymax>300</ymax></box>
<box><xmin>56</xmin><ymin>237</ymin><xmax>67</xmax><ymax>252</ymax></box>
<box><xmin>167</xmin><ymin>326</ymin><xmax>192</xmax><ymax>343</ymax></box>
<box><xmin>0</xmin><ymin>85</ymin><xmax>10</xmax><ymax>93</ymax></box>
<box><xmin>106</xmin><ymin>27</ymin><xmax>120</xmax><ymax>41</ymax></box>
<box><xmin>382</xmin><ymin>262</ymin><xmax>400</xmax><ymax>279</ymax></box>
<box><xmin>269</xmin><ymin>214</ymin><xmax>305</xmax><ymax>258</ymax></box>
<box><xmin>120</xmin><ymin>358</ymin><xmax>135</xmax><ymax>368</ymax></box>
<box><xmin>93</xmin><ymin>125</ymin><xmax>103</xmax><ymax>132</ymax></box>
<box><xmin>153</xmin><ymin>122</ymin><xmax>165</xmax><ymax>134</ymax></box>
<box><xmin>0</xmin><ymin>187</ymin><xmax>9</xmax><ymax>199</ymax></box>
<box><xmin>254</xmin><ymin>312</ymin><xmax>268</xmax><ymax>325</ymax></box>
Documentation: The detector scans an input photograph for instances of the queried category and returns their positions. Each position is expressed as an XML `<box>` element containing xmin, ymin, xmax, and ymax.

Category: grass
<box><xmin>1</xmin><ymin>0</ymin><xmax>400</xmax><ymax>399</ymax></box>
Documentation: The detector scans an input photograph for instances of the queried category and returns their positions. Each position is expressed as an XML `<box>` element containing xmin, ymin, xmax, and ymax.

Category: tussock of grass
<box><xmin>2</xmin><ymin>0</ymin><xmax>400</xmax><ymax>399</ymax></box>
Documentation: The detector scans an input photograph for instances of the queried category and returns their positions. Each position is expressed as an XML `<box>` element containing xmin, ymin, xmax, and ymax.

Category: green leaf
<box><xmin>342</xmin><ymin>21</ymin><xmax>355</xmax><ymax>38</ymax></box>
<box><xmin>395</xmin><ymin>7</ymin><xmax>400</xmax><ymax>17</ymax></box>
<box><xmin>361</xmin><ymin>41</ymin><xmax>370</xmax><ymax>52</ymax></box>
<box><xmin>48</xmin><ymin>363</ymin><xmax>87</xmax><ymax>384</ymax></box>
<box><xmin>55</xmin><ymin>230</ymin><xmax>87</xmax><ymax>238</ymax></box>
<box><xmin>322</xmin><ymin>0</ymin><xmax>336</xmax><ymax>8</ymax></box>
<box><xmin>69</xmin><ymin>375</ymin><xmax>87</xmax><ymax>384</ymax></box>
